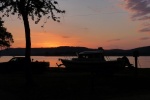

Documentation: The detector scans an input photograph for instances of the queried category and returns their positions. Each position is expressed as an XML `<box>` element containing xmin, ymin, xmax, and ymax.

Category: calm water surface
<box><xmin>0</xmin><ymin>56</ymin><xmax>149</xmax><ymax>68</ymax></box>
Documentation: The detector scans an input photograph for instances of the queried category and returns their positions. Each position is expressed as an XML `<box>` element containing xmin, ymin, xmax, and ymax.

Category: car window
<box><xmin>9</xmin><ymin>57</ymin><xmax>25</xmax><ymax>62</ymax></box>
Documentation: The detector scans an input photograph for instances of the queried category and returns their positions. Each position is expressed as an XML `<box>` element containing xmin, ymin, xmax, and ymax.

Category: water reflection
<box><xmin>0</xmin><ymin>56</ymin><xmax>149</xmax><ymax>68</ymax></box>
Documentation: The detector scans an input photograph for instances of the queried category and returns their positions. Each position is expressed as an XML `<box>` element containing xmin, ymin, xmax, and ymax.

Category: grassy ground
<box><xmin>0</xmin><ymin>68</ymin><xmax>150</xmax><ymax>100</ymax></box>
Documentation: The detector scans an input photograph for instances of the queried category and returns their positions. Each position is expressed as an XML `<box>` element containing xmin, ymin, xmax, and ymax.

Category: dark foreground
<box><xmin>0</xmin><ymin>68</ymin><xmax>150</xmax><ymax>100</ymax></box>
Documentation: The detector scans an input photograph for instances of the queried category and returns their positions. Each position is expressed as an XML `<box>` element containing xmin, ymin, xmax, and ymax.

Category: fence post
<box><xmin>133</xmin><ymin>50</ymin><xmax>139</xmax><ymax>76</ymax></box>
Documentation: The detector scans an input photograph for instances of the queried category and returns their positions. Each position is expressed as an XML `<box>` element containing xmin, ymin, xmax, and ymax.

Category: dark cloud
<box><xmin>139</xmin><ymin>27</ymin><xmax>150</xmax><ymax>32</ymax></box>
<box><xmin>122</xmin><ymin>0</ymin><xmax>150</xmax><ymax>32</ymax></box>
<box><xmin>107</xmin><ymin>39</ymin><xmax>121</xmax><ymax>42</ymax></box>
<box><xmin>123</xmin><ymin>0</ymin><xmax>150</xmax><ymax>20</ymax></box>
<box><xmin>138</xmin><ymin>16</ymin><xmax>150</xmax><ymax>20</ymax></box>
<box><xmin>139</xmin><ymin>37</ymin><xmax>150</xmax><ymax>40</ymax></box>
<box><xmin>62</xmin><ymin>36</ymin><xmax>70</xmax><ymax>38</ymax></box>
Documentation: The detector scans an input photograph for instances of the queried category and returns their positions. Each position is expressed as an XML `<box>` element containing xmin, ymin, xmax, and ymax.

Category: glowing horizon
<box><xmin>2</xmin><ymin>0</ymin><xmax>150</xmax><ymax>50</ymax></box>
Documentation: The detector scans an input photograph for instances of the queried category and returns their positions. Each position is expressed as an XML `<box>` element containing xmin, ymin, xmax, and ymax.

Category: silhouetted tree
<box><xmin>0</xmin><ymin>0</ymin><xmax>65</xmax><ymax>62</ymax></box>
<box><xmin>0</xmin><ymin>18</ymin><xmax>14</xmax><ymax>50</ymax></box>
<box><xmin>0</xmin><ymin>0</ymin><xmax>65</xmax><ymax>85</ymax></box>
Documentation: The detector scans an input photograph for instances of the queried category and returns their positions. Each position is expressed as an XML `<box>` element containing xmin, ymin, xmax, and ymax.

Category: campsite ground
<box><xmin>0</xmin><ymin>68</ymin><xmax>150</xmax><ymax>100</ymax></box>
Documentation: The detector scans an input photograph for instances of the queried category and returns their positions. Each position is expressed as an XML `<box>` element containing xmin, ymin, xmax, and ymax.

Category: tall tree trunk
<box><xmin>22</xmin><ymin>14</ymin><xmax>31</xmax><ymax>62</ymax></box>
<box><xmin>22</xmin><ymin>13</ymin><xmax>33</xmax><ymax>86</ymax></box>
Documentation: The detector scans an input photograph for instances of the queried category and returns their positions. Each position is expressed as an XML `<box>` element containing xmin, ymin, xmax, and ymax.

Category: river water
<box><xmin>0</xmin><ymin>56</ymin><xmax>149</xmax><ymax>68</ymax></box>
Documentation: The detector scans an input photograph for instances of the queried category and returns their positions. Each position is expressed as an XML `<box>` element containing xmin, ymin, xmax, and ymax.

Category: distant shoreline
<box><xmin>1</xmin><ymin>46</ymin><xmax>150</xmax><ymax>56</ymax></box>
<box><xmin>1</xmin><ymin>55</ymin><xmax>150</xmax><ymax>56</ymax></box>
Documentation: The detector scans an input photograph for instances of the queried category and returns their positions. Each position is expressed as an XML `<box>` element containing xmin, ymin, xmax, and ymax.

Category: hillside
<box><xmin>0</xmin><ymin>46</ymin><xmax>150</xmax><ymax>56</ymax></box>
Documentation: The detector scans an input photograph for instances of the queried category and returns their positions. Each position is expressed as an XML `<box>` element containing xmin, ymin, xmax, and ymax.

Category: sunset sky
<box><xmin>2</xmin><ymin>0</ymin><xmax>150</xmax><ymax>50</ymax></box>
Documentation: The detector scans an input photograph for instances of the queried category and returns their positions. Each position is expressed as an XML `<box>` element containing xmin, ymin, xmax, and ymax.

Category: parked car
<box><xmin>0</xmin><ymin>57</ymin><xmax>50</xmax><ymax>73</ymax></box>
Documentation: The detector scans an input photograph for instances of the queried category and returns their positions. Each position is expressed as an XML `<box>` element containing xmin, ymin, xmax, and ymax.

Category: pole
<box><xmin>133</xmin><ymin>50</ymin><xmax>139</xmax><ymax>76</ymax></box>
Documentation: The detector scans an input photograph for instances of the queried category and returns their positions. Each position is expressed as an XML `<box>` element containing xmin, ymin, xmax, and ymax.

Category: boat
<box><xmin>58</xmin><ymin>47</ymin><xmax>134</xmax><ymax>73</ymax></box>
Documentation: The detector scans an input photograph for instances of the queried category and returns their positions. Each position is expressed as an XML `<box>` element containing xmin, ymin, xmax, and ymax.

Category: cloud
<box><xmin>122</xmin><ymin>0</ymin><xmax>150</xmax><ymax>32</ymax></box>
<box><xmin>139</xmin><ymin>22</ymin><xmax>150</xmax><ymax>32</ymax></box>
<box><xmin>139</xmin><ymin>37</ymin><xmax>150</xmax><ymax>40</ymax></box>
<box><xmin>138</xmin><ymin>16</ymin><xmax>150</xmax><ymax>20</ymax></box>
<box><xmin>107</xmin><ymin>39</ymin><xmax>121</xmax><ymax>42</ymax></box>
<box><xmin>123</xmin><ymin>0</ymin><xmax>150</xmax><ymax>20</ymax></box>
<box><xmin>139</xmin><ymin>27</ymin><xmax>150</xmax><ymax>32</ymax></box>
<box><xmin>62</xmin><ymin>36</ymin><xmax>70</xmax><ymax>38</ymax></box>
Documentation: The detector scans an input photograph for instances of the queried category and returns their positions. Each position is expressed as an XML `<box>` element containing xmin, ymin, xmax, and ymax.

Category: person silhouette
<box><xmin>122</xmin><ymin>56</ymin><xmax>133</xmax><ymax>68</ymax></box>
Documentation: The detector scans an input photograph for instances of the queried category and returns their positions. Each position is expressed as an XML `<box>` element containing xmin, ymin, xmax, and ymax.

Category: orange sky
<box><xmin>2</xmin><ymin>0</ymin><xmax>150</xmax><ymax>50</ymax></box>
